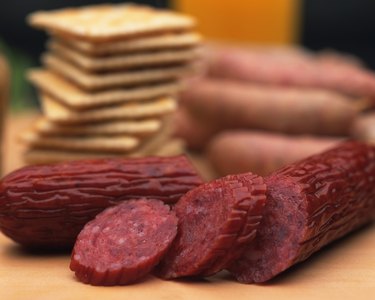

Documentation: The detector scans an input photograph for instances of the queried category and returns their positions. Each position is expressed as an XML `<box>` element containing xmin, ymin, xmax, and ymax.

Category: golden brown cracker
<box><xmin>40</xmin><ymin>93</ymin><xmax>177</xmax><ymax>124</ymax></box>
<box><xmin>43</xmin><ymin>54</ymin><xmax>194</xmax><ymax>90</ymax></box>
<box><xmin>28</xmin><ymin>4</ymin><xmax>196</xmax><ymax>42</ymax></box>
<box><xmin>23</xmin><ymin>122</ymin><xmax>180</xmax><ymax>164</ymax></box>
<box><xmin>23</xmin><ymin>148</ymin><xmax>124</xmax><ymax>164</ymax></box>
<box><xmin>130</xmin><ymin>119</ymin><xmax>173</xmax><ymax>156</ymax></box>
<box><xmin>34</xmin><ymin>117</ymin><xmax>162</xmax><ymax>137</ymax></box>
<box><xmin>20</xmin><ymin>129</ymin><xmax>140</xmax><ymax>153</ymax></box>
<box><xmin>56</xmin><ymin>32</ymin><xmax>202</xmax><ymax>56</ymax></box>
<box><xmin>49</xmin><ymin>40</ymin><xmax>200</xmax><ymax>71</ymax></box>
<box><xmin>23</xmin><ymin>138</ymin><xmax>184</xmax><ymax>165</ymax></box>
<box><xmin>141</xmin><ymin>137</ymin><xmax>185</xmax><ymax>157</ymax></box>
<box><xmin>28</xmin><ymin>69</ymin><xmax>180</xmax><ymax>109</ymax></box>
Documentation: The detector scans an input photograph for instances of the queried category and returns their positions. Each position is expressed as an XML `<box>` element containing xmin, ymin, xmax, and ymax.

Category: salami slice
<box><xmin>229</xmin><ymin>141</ymin><xmax>375</xmax><ymax>283</ymax></box>
<box><xmin>70</xmin><ymin>199</ymin><xmax>177</xmax><ymax>285</ymax></box>
<box><xmin>156</xmin><ymin>173</ymin><xmax>266</xmax><ymax>278</ymax></box>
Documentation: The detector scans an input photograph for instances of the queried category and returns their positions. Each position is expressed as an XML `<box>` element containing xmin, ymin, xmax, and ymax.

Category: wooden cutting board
<box><xmin>1</xmin><ymin>112</ymin><xmax>375</xmax><ymax>299</ymax></box>
<box><xmin>1</xmin><ymin>226</ymin><xmax>374</xmax><ymax>300</ymax></box>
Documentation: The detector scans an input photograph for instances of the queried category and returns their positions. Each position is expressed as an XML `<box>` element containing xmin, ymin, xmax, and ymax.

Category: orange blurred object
<box><xmin>175</xmin><ymin>0</ymin><xmax>299</xmax><ymax>44</ymax></box>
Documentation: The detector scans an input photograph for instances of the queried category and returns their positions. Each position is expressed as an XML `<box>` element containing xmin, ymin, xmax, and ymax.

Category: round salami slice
<box><xmin>156</xmin><ymin>173</ymin><xmax>266</xmax><ymax>279</ymax></box>
<box><xmin>70</xmin><ymin>199</ymin><xmax>178</xmax><ymax>286</ymax></box>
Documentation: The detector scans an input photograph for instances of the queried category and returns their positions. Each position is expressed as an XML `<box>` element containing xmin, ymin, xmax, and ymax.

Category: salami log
<box><xmin>172</xmin><ymin>107</ymin><xmax>219</xmax><ymax>150</ymax></box>
<box><xmin>0</xmin><ymin>155</ymin><xmax>202</xmax><ymax>248</ymax></box>
<box><xmin>70</xmin><ymin>199</ymin><xmax>177</xmax><ymax>286</ymax></box>
<box><xmin>157</xmin><ymin>173</ymin><xmax>266</xmax><ymax>278</ymax></box>
<box><xmin>229</xmin><ymin>141</ymin><xmax>375</xmax><ymax>283</ymax></box>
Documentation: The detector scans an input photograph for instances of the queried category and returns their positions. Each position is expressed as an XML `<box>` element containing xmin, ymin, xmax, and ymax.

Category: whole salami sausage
<box><xmin>229</xmin><ymin>141</ymin><xmax>375</xmax><ymax>283</ymax></box>
<box><xmin>0</xmin><ymin>155</ymin><xmax>202</xmax><ymax>248</ymax></box>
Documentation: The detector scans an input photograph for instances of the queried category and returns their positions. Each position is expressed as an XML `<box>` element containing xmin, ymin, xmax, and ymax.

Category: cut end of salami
<box><xmin>156</xmin><ymin>172</ymin><xmax>266</xmax><ymax>279</ymax></box>
<box><xmin>70</xmin><ymin>199</ymin><xmax>178</xmax><ymax>286</ymax></box>
<box><xmin>229</xmin><ymin>177</ymin><xmax>306</xmax><ymax>283</ymax></box>
<box><xmin>229</xmin><ymin>141</ymin><xmax>375</xmax><ymax>283</ymax></box>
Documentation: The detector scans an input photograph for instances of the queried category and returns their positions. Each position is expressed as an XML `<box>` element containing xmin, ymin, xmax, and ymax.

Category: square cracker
<box><xmin>34</xmin><ymin>117</ymin><xmax>162</xmax><ymax>137</ymax></box>
<box><xmin>49</xmin><ymin>40</ymin><xmax>201</xmax><ymax>72</ymax></box>
<box><xmin>43</xmin><ymin>54</ymin><xmax>194</xmax><ymax>90</ymax></box>
<box><xmin>23</xmin><ymin>138</ymin><xmax>185</xmax><ymax>165</ymax></box>
<box><xmin>23</xmin><ymin>121</ymin><xmax>183</xmax><ymax>164</ymax></box>
<box><xmin>20</xmin><ymin>129</ymin><xmax>140</xmax><ymax>153</ymax></box>
<box><xmin>24</xmin><ymin>149</ymin><xmax>126</xmax><ymax>164</ymax></box>
<box><xmin>56</xmin><ymin>32</ymin><xmax>202</xmax><ymax>56</ymax></box>
<box><xmin>40</xmin><ymin>93</ymin><xmax>177</xmax><ymax>124</ymax></box>
<box><xmin>28</xmin><ymin>69</ymin><xmax>181</xmax><ymax>109</ymax></box>
<box><xmin>28</xmin><ymin>4</ymin><xmax>196</xmax><ymax>42</ymax></box>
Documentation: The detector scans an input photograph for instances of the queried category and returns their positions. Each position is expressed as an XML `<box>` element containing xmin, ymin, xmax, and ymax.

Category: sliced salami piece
<box><xmin>156</xmin><ymin>173</ymin><xmax>266</xmax><ymax>278</ymax></box>
<box><xmin>229</xmin><ymin>141</ymin><xmax>375</xmax><ymax>283</ymax></box>
<box><xmin>70</xmin><ymin>199</ymin><xmax>177</xmax><ymax>286</ymax></box>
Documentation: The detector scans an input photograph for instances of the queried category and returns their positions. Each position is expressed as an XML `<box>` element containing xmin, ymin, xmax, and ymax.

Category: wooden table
<box><xmin>1</xmin><ymin>112</ymin><xmax>375</xmax><ymax>300</ymax></box>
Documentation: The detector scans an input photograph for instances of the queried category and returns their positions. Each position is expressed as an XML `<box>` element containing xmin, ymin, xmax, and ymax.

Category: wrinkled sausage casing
<box><xmin>0</xmin><ymin>156</ymin><xmax>202</xmax><ymax>249</ymax></box>
<box><xmin>229</xmin><ymin>141</ymin><xmax>375</xmax><ymax>283</ymax></box>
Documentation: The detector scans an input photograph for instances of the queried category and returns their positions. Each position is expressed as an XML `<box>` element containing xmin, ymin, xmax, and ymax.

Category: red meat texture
<box><xmin>229</xmin><ymin>141</ymin><xmax>375</xmax><ymax>283</ymax></box>
<box><xmin>70</xmin><ymin>199</ymin><xmax>178</xmax><ymax>286</ymax></box>
<box><xmin>157</xmin><ymin>172</ymin><xmax>266</xmax><ymax>279</ymax></box>
<box><xmin>0</xmin><ymin>155</ymin><xmax>202</xmax><ymax>248</ymax></box>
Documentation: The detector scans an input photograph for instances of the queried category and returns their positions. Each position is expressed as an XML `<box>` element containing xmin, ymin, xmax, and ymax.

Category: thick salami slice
<box><xmin>70</xmin><ymin>199</ymin><xmax>177</xmax><ymax>286</ymax></box>
<box><xmin>156</xmin><ymin>173</ymin><xmax>266</xmax><ymax>278</ymax></box>
<box><xmin>229</xmin><ymin>141</ymin><xmax>375</xmax><ymax>283</ymax></box>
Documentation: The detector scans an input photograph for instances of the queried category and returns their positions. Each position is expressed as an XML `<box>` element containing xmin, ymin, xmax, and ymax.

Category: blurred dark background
<box><xmin>302</xmin><ymin>0</ymin><xmax>375</xmax><ymax>69</ymax></box>
<box><xmin>0</xmin><ymin>0</ymin><xmax>374</xmax><ymax>109</ymax></box>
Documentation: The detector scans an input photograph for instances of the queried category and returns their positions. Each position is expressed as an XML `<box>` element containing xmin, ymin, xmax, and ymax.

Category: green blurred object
<box><xmin>0</xmin><ymin>39</ymin><xmax>37</xmax><ymax>111</ymax></box>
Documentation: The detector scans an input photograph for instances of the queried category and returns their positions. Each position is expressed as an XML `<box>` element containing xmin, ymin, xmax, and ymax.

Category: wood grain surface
<box><xmin>0</xmin><ymin>112</ymin><xmax>374</xmax><ymax>300</ymax></box>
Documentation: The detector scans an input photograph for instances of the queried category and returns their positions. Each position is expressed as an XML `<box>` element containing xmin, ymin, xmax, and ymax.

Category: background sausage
<box><xmin>179</xmin><ymin>79</ymin><xmax>360</xmax><ymax>137</ymax></box>
<box><xmin>206</xmin><ymin>131</ymin><xmax>341</xmax><ymax>176</ymax></box>
<box><xmin>206</xmin><ymin>45</ymin><xmax>375</xmax><ymax>103</ymax></box>
<box><xmin>173</xmin><ymin>107</ymin><xmax>219</xmax><ymax>150</ymax></box>
<box><xmin>351</xmin><ymin>112</ymin><xmax>375</xmax><ymax>143</ymax></box>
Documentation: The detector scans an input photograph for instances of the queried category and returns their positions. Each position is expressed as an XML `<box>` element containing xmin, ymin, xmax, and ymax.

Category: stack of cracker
<box><xmin>22</xmin><ymin>4</ymin><xmax>201</xmax><ymax>164</ymax></box>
